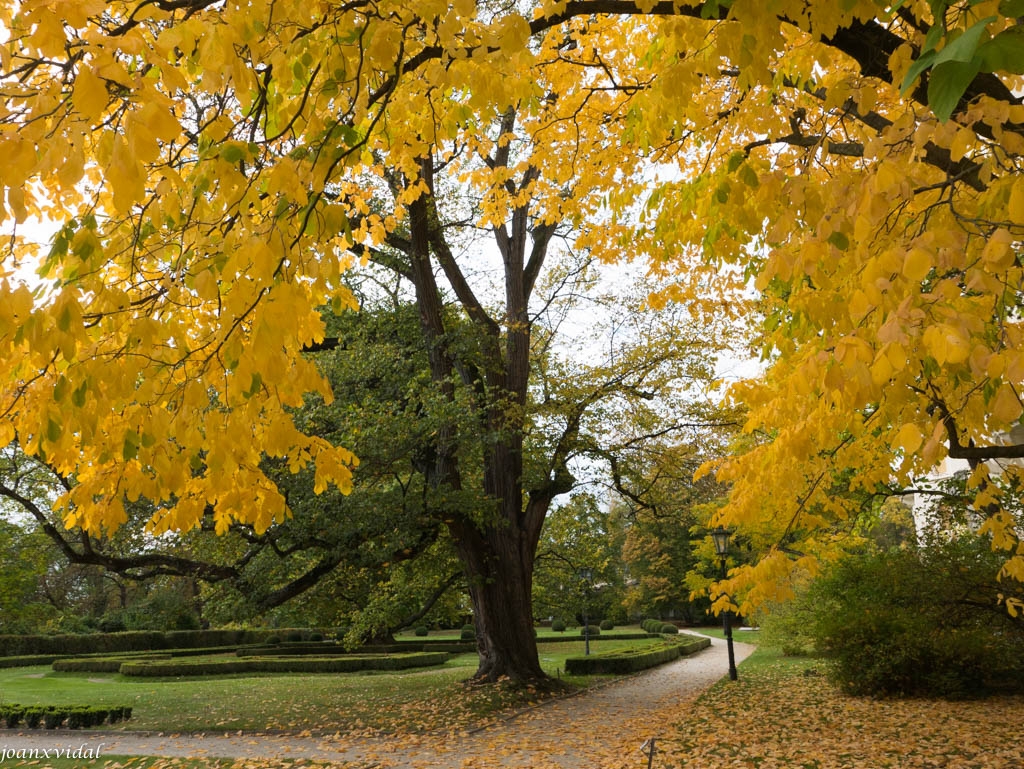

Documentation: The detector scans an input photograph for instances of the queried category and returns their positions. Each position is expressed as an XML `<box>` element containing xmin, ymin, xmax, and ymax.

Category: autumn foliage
<box><xmin>0</xmin><ymin>0</ymin><xmax>1022</xmax><ymax>674</ymax></box>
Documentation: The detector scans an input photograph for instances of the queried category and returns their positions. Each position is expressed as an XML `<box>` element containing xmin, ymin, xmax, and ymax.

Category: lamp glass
<box><xmin>711</xmin><ymin>526</ymin><xmax>731</xmax><ymax>556</ymax></box>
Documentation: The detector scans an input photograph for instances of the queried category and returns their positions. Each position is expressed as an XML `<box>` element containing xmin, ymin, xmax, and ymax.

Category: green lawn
<box><xmin>0</xmin><ymin>637</ymin><xmax>669</xmax><ymax>734</ymax></box>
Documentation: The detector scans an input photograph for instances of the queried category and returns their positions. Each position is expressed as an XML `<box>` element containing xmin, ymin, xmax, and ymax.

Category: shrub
<box><xmin>551</xmin><ymin>618</ymin><xmax>566</xmax><ymax>632</ymax></box>
<box><xmin>309</xmin><ymin>632</ymin><xmax>324</xmax><ymax>642</ymax></box>
<box><xmin>565</xmin><ymin>635</ymin><xmax>710</xmax><ymax>675</ymax></box>
<box><xmin>580</xmin><ymin>625</ymin><xmax>601</xmax><ymax>637</ymax></box>
<box><xmin>265</xmin><ymin>635</ymin><xmax>281</xmax><ymax>645</ymax></box>
<box><xmin>5</xmin><ymin>707</ymin><xmax>24</xmax><ymax>728</ymax></box>
<box><xmin>599</xmin><ymin>619</ymin><xmax>615</xmax><ymax>631</ymax></box>
<box><xmin>119</xmin><ymin>652</ymin><xmax>449</xmax><ymax>677</ymax></box>
<box><xmin>43</xmin><ymin>711</ymin><xmax>64</xmax><ymax>729</ymax></box>
<box><xmin>285</xmin><ymin>630</ymin><xmax>305</xmax><ymax>643</ymax></box>
<box><xmin>414</xmin><ymin>626</ymin><xmax>429</xmax><ymax>637</ymax></box>
<box><xmin>460</xmin><ymin>624</ymin><xmax>475</xmax><ymax>641</ymax></box>
<box><xmin>24</xmin><ymin>709</ymin><xmax>43</xmax><ymax>729</ymax></box>
<box><xmin>807</xmin><ymin>536</ymin><xmax>1024</xmax><ymax>698</ymax></box>
<box><xmin>660</xmin><ymin>624</ymin><xmax>678</xmax><ymax>634</ymax></box>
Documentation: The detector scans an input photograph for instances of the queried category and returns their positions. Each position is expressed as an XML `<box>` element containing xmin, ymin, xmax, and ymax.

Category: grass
<box><xmin>0</xmin><ymin>636</ymin><xmax>670</xmax><ymax>735</ymax></box>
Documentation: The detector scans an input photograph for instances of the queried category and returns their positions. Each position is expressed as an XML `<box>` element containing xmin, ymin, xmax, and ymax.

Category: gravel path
<box><xmin>0</xmin><ymin>635</ymin><xmax>754</xmax><ymax>768</ymax></box>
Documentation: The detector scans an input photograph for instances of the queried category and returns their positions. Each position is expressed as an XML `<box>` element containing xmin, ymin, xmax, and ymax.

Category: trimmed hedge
<box><xmin>236</xmin><ymin>643</ymin><xmax>348</xmax><ymax>657</ymax></box>
<box><xmin>537</xmin><ymin>632</ymin><xmax>658</xmax><ymax>643</ymax></box>
<box><xmin>119</xmin><ymin>652</ymin><xmax>449</xmax><ymax>677</ymax></box>
<box><xmin>0</xmin><ymin>704</ymin><xmax>132</xmax><ymax>729</ymax></box>
<box><xmin>564</xmin><ymin>635</ymin><xmax>711</xmax><ymax>675</ymax></box>
<box><xmin>580</xmin><ymin>625</ymin><xmax>601</xmax><ymax>637</ymax></box>
<box><xmin>52</xmin><ymin>654</ymin><xmax>172</xmax><ymax>672</ymax></box>
<box><xmin>0</xmin><ymin>629</ymin><xmax>321</xmax><ymax>658</ymax></box>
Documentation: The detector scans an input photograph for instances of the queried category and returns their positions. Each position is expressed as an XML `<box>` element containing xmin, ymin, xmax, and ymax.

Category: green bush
<box><xmin>580</xmin><ymin>625</ymin><xmax>601</xmax><ymax>637</ymax></box>
<box><xmin>599</xmin><ymin>619</ymin><xmax>614</xmax><ymax>631</ymax></box>
<box><xmin>660</xmin><ymin>623</ymin><xmax>678</xmax><ymax>634</ymax></box>
<box><xmin>414</xmin><ymin>626</ymin><xmax>429</xmax><ymax>637</ymax></box>
<box><xmin>460</xmin><ymin>624</ymin><xmax>475</xmax><ymax>641</ymax></box>
<box><xmin>24</xmin><ymin>708</ymin><xmax>43</xmax><ymax>729</ymax></box>
<box><xmin>119</xmin><ymin>652</ymin><xmax>449</xmax><ymax>677</ymax></box>
<box><xmin>806</xmin><ymin>536</ymin><xmax>1024</xmax><ymax>698</ymax></box>
<box><xmin>551</xmin><ymin>618</ymin><xmax>566</xmax><ymax>632</ymax></box>
<box><xmin>309</xmin><ymin>632</ymin><xmax>324</xmax><ymax>642</ymax></box>
<box><xmin>285</xmin><ymin>630</ymin><xmax>305</xmax><ymax>643</ymax></box>
<box><xmin>565</xmin><ymin>635</ymin><xmax>711</xmax><ymax>675</ymax></box>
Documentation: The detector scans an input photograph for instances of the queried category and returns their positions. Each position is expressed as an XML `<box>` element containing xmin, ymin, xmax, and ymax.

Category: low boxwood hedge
<box><xmin>564</xmin><ymin>635</ymin><xmax>711</xmax><ymax>675</ymax></box>
<box><xmin>119</xmin><ymin>652</ymin><xmax>448</xmax><ymax>677</ymax></box>
<box><xmin>0</xmin><ymin>628</ymin><xmax>324</xmax><ymax>658</ymax></box>
<box><xmin>52</xmin><ymin>654</ymin><xmax>173</xmax><ymax>672</ymax></box>
<box><xmin>0</xmin><ymin>704</ymin><xmax>132</xmax><ymax>729</ymax></box>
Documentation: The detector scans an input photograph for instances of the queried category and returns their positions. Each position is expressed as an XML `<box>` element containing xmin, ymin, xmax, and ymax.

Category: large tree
<box><xmin>1</xmin><ymin>0</ymin><xmax>1022</xmax><ymax>674</ymax></box>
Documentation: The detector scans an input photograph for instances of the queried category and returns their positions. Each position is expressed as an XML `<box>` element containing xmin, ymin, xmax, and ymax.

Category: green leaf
<box><xmin>903</xmin><ymin>16</ymin><xmax>994</xmax><ymax>94</ymax></box>
<box><xmin>932</xmin><ymin>16</ymin><xmax>996</xmax><ymax>64</ymax></box>
<box><xmin>53</xmin><ymin>375</ymin><xmax>69</xmax><ymax>402</ymax></box>
<box><xmin>122</xmin><ymin>433</ymin><xmax>139</xmax><ymax>461</ymax></box>
<box><xmin>977</xmin><ymin>28</ymin><xmax>1024</xmax><ymax>73</ymax></box>
<box><xmin>71</xmin><ymin>382</ymin><xmax>88</xmax><ymax>408</ymax></box>
<box><xmin>901</xmin><ymin>50</ymin><xmax>937</xmax><ymax>93</ymax></box>
<box><xmin>928</xmin><ymin>58</ymin><xmax>982</xmax><ymax>121</ymax></box>
<box><xmin>46</xmin><ymin>418</ymin><xmax>62</xmax><ymax>443</ymax></box>
<box><xmin>828</xmin><ymin>231</ymin><xmax>850</xmax><ymax>251</ymax></box>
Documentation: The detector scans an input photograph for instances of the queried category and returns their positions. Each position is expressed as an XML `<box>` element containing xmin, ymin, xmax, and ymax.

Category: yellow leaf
<box><xmin>892</xmin><ymin>423</ymin><xmax>923</xmax><ymax>455</ymax></box>
<box><xmin>72</xmin><ymin>66</ymin><xmax>109</xmax><ymax>123</ymax></box>
<box><xmin>902</xmin><ymin>248</ymin><xmax>932</xmax><ymax>283</ymax></box>
<box><xmin>990</xmin><ymin>383</ymin><xmax>1023</xmax><ymax>425</ymax></box>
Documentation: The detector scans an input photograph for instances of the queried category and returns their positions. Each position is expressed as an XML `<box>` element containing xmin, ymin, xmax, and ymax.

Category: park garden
<box><xmin>1</xmin><ymin>0</ymin><xmax>1024</xmax><ymax>766</ymax></box>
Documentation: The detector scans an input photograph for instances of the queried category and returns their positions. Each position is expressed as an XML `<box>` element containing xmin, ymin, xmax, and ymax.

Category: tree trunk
<box><xmin>449</xmin><ymin>516</ymin><xmax>545</xmax><ymax>683</ymax></box>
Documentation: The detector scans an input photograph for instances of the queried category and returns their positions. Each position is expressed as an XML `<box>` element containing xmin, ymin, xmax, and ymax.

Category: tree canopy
<box><xmin>1</xmin><ymin>0</ymin><xmax>1022</xmax><ymax>661</ymax></box>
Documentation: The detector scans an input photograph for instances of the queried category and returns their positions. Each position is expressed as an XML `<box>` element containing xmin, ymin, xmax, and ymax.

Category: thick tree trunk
<box><xmin>449</xmin><ymin>516</ymin><xmax>545</xmax><ymax>683</ymax></box>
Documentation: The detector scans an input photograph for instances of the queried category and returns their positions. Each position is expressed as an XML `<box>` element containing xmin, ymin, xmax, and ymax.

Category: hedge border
<box><xmin>0</xmin><ymin>704</ymin><xmax>132</xmax><ymax>730</ymax></box>
<box><xmin>564</xmin><ymin>635</ymin><xmax>711</xmax><ymax>675</ymax></box>
<box><xmin>119</xmin><ymin>652</ymin><xmax>449</xmax><ymax>677</ymax></box>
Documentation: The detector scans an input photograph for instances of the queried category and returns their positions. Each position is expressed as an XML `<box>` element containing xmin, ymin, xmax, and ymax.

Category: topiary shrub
<box><xmin>309</xmin><ymin>632</ymin><xmax>324</xmax><ymax>642</ymax></box>
<box><xmin>580</xmin><ymin>625</ymin><xmax>601</xmax><ymax>637</ymax></box>
<box><xmin>265</xmin><ymin>635</ymin><xmax>281</xmax><ymax>645</ymax></box>
<box><xmin>660</xmin><ymin>623</ymin><xmax>678</xmax><ymax>634</ymax></box>
<box><xmin>599</xmin><ymin>619</ymin><xmax>614</xmax><ymax>631</ymax></box>
<box><xmin>551</xmin><ymin>618</ymin><xmax>566</xmax><ymax>632</ymax></box>
<box><xmin>285</xmin><ymin>630</ymin><xmax>305</xmax><ymax>643</ymax></box>
<box><xmin>414</xmin><ymin>626</ymin><xmax>429</xmax><ymax>637</ymax></box>
<box><xmin>460</xmin><ymin>624</ymin><xmax>475</xmax><ymax>641</ymax></box>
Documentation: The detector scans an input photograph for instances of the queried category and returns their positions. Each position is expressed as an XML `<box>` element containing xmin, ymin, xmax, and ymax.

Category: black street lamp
<box><xmin>711</xmin><ymin>526</ymin><xmax>738</xmax><ymax>681</ymax></box>
<box><xmin>580</xmin><ymin>567</ymin><xmax>593</xmax><ymax>656</ymax></box>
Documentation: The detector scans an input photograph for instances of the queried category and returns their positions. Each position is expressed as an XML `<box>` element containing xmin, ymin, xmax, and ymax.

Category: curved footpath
<box><xmin>0</xmin><ymin>635</ymin><xmax>754</xmax><ymax>769</ymax></box>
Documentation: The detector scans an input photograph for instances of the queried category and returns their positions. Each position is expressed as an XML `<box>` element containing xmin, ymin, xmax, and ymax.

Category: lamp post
<box><xmin>711</xmin><ymin>526</ymin><xmax>738</xmax><ymax>681</ymax></box>
<box><xmin>580</xmin><ymin>567</ymin><xmax>593</xmax><ymax>656</ymax></box>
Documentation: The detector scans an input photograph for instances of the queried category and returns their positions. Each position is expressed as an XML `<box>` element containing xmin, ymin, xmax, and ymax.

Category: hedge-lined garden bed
<box><xmin>52</xmin><ymin>654</ymin><xmax>173</xmax><ymax>673</ymax></box>
<box><xmin>564</xmin><ymin>634</ymin><xmax>710</xmax><ymax>675</ymax></box>
<box><xmin>0</xmin><ymin>628</ymin><xmax>319</xmax><ymax>658</ymax></box>
<box><xmin>0</xmin><ymin>704</ymin><xmax>133</xmax><ymax>729</ymax></box>
<box><xmin>119</xmin><ymin>651</ymin><xmax>449</xmax><ymax>677</ymax></box>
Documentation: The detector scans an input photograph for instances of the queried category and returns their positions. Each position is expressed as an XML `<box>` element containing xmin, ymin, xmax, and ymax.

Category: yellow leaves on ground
<box><xmin>659</xmin><ymin>656</ymin><xmax>1024</xmax><ymax>769</ymax></box>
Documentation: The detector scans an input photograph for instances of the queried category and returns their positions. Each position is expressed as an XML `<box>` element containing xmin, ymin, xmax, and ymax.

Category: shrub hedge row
<box><xmin>0</xmin><ymin>704</ymin><xmax>132</xmax><ymax>729</ymax></box>
<box><xmin>564</xmin><ymin>635</ymin><xmax>711</xmax><ymax>675</ymax></box>
<box><xmin>52</xmin><ymin>654</ymin><xmax>173</xmax><ymax>673</ymax></box>
<box><xmin>0</xmin><ymin>629</ymin><xmax>324</xmax><ymax>658</ymax></box>
<box><xmin>119</xmin><ymin>652</ymin><xmax>449</xmax><ymax>677</ymax></box>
